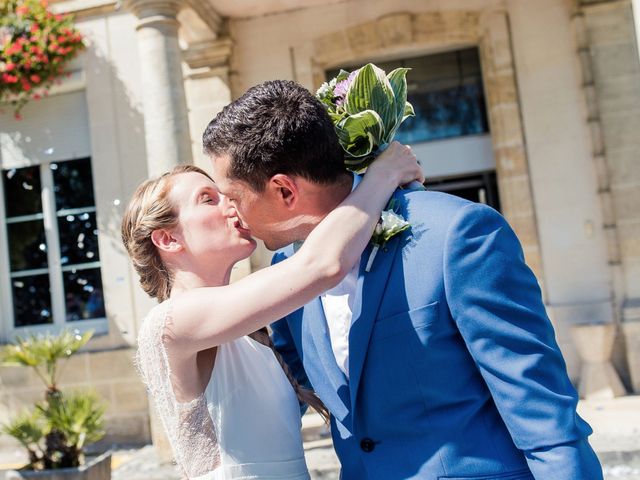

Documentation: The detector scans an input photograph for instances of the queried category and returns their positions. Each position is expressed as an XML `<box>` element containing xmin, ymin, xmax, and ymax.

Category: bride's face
<box><xmin>168</xmin><ymin>172</ymin><xmax>257</xmax><ymax>262</ymax></box>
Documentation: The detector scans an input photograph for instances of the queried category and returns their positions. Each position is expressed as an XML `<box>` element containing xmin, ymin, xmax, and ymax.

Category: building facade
<box><xmin>0</xmin><ymin>0</ymin><xmax>639</xmax><ymax>445</ymax></box>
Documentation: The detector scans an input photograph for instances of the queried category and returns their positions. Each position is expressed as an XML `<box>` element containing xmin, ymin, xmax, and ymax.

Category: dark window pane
<box><xmin>3</xmin><ymin>166</ymin><xmax>43</xmax><ymax>217</ymax></box>
<box><xmin>7</xmin><ymin>220</ymin><xmax>48</xmax><ymax>271</ymax></box>
<box><xmin>12</xmin><ymin>274</ymin><xmax>53</xmax><ymax>327</ymax></box>
<box><xmin>52</xmin><ymin>158</ymin><xmax>96</xmax><ymax>211</ymax></box>
<box><xmin>427</xmin><ymin>172</ymin><xmax>501</xmax><ymax>212</ymax></box>
<box><xmin>58</xmin><ymin>212</ymin><xmax>100</xmax><ymax>265</ymax></box>
<box><xmin>395</xmin><ymin>83</ymin><xmax>489</xmax><ymax>144</ymax></box>
<box><xmin>63</xmin><ymin>268</ymin><xmax>105</xmax><ymax>321</ymax></box>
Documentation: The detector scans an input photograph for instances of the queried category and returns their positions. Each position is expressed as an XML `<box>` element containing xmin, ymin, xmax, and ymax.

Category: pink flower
<box><xmin>334</xmin><ymin>70</ymin><xmax>358</xmax><ymax>106</ymax></box>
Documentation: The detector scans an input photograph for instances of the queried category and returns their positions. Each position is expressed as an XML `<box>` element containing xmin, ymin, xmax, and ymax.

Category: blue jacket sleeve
<box><xmin>443</xmin><ymin>202</ymin><xmax>603</xmax><ymax>480</ymax></box>
<box><xmin>269</xmin><ymin>252</ymin><xmax>312</xmax><ymax>415</ymax></box>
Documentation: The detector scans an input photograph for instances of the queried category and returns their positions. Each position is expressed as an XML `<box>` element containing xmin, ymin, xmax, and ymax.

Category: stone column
<box><xmin>126</xmin><ymin>0</ymin><xmax>192</xmax><ymax>176</ymax></box>
<box><xmin>632</xmin><ymin>0</ymin><xmax>640</xmax><ymax>56</ymax></box>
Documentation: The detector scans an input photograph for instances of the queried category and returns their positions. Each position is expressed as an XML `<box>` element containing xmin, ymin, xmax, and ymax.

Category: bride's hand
<box><xmin>367</xmin><ymin>141</ymin><xmax>424</xmax><ymax>188</ymax></box>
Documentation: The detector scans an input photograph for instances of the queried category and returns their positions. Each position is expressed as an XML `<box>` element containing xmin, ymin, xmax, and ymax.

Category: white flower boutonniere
<box><xmin>365</xmin><ymin>207</ymin><xmax>411</xmax><ymax>272</ymax></box>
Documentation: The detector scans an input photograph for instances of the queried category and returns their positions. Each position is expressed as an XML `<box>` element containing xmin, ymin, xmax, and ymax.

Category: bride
<box><xmin>121</xmin><ymin>142</ymin><xmax>421</xmax><ymax>479</ymax></box>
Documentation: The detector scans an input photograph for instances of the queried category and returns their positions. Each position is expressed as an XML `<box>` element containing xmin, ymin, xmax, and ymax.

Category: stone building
<box><xmin>0</xmin><ymin>0</ymin><xmax>639</xmax><ymax>445</ymax></box>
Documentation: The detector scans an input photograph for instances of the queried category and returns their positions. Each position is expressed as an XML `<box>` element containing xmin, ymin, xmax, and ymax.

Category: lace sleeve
<box><xmin>136</xmin><ymin>300</ymin><xmax>220</xmax><ymax>478</ymax></box>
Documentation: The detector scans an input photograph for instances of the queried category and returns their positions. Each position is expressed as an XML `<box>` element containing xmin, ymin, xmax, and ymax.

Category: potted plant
<box><xmin>0</xmin><ymin>0</ymin><xmax>85</xmax><ymax>118</ymax></box>
<box><xmin>0</xmin><ymin>330</ymin><xmax>111</xmax><ymax>479</ymax></box>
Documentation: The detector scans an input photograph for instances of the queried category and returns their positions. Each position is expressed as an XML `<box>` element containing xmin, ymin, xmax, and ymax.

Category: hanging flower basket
<box><xmin>0</xmin><ymin>0</ymin><xmax>85</xmax><ymax>118</ymax></box>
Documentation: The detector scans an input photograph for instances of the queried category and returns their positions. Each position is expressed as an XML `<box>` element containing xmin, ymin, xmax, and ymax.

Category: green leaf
<box><xmin>387</xmin><ymin>67</ymin><xmax>410</xmax><ymax>123</ymax></box>
<box><xmin>403</xmin><ymin>101</ymin><xmax>415</xmax><ymax>122</ymax></box>
<box><xmin>2</xmin><ymin>408</ymin><xmax>45</xmax><ymax>448</ymax></box>
<box><xmin>343</xmin><ymin>64</ymin><xmax>397</xmax><ymax>138</ymax></box>
<box><xmin>336</xmin><ymin>109</ymin><xmax>384</xmax><ymax>158</ymax></box>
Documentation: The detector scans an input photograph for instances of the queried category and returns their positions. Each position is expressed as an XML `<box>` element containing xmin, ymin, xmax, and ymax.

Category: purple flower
<box><xmin>334</xmin><ymin>69</ymin><xmax>358</xmax><ymax>106</ymax></box>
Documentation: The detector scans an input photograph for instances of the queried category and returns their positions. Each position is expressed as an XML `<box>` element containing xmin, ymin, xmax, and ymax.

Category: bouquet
<box><xmin>0</xmin><ymin>0</ymin><xmax>85</xmax><ymax>118</ymax></box>
<box><xmin>317</xmin><ymin>64</ymin><xmax>420</xmax><ymax>271</ymax></box>
<box><xmin>316</xmin><ymin>63</ymin><xmax>415</xmax><ymax>173</ymax></box>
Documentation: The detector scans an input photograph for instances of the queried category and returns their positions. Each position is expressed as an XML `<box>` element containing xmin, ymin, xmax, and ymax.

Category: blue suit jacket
<box><xmin>271</xmin><ymin>190</ymin><xmax>603</xmax><ymax>480</ymax></box>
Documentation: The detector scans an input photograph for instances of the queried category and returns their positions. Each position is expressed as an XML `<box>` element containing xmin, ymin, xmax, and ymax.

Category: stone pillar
<box><xmin>632</xmin><ymin>0</ymin><xmax>640</xmax><ymax>56</ymax></box>
<box><xmin>126</xmin><ymin>0</ymin><xmax>192</xmax><ymax>177</ymax></box>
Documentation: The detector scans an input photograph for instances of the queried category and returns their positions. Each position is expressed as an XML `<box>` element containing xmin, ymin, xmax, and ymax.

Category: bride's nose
<box><xmin>219</xmin><ymin>195</ymin><xmax>236</xmax><ymax>217</ymax></box>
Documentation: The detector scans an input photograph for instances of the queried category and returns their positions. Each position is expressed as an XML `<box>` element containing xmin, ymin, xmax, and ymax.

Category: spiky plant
<box><xmin>1</xmin><ymin>409</ymin><xmax>45</xmax><ymax>469</ymax></box>
<box><xmin>0</xmin><ymin>330</ymin><xmax>106</xmax><ymax>470</ymax></box>
<box><xmin>37</xmin><ymin>391</ymin><xmax>106</xmax><ymax>468</ymax></box>
<box><xmin>0</xmin><ymin>330</ymin><xmax>92</xmax><ymax>397</ymax></box>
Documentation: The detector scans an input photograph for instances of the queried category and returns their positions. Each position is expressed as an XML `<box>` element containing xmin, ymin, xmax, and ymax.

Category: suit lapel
<box><xmin>300</xmin><ymin>298</ymin><xmax>351</xmax><ymax>423</ymax></box>
<box><xmin>348</xmin><ymin>232</ymin><xmax>401</xmax><ymax>414</ymax></box>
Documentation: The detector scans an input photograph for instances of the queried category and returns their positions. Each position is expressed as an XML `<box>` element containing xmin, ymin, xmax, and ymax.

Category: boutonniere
<box><xmin>365</xmin><ymin>203</ymin><xmax>411</xmax><ymax>272</ymax></box>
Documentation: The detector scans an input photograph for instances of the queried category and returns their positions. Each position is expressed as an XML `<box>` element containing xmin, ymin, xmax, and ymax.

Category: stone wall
<box><xmin>581</xmin><ymin>1</ymin><xmax>640</xmax><ymax>311</ymax></box>
<box><xmin>227</xmin><ymin>0</ymin><xmax>621</xmax><ymax>380</ymax></box>
<box><xmin>0</xmin><ymin>347</ymin><xmax>150</xmax><ymax>447</ymax></box>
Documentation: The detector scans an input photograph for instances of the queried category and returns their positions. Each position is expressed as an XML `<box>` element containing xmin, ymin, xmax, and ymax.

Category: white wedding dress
<box><xmin>136</xmin><ymin>301</ymin><xmax>311</xmax><ymax>480</ymax></box>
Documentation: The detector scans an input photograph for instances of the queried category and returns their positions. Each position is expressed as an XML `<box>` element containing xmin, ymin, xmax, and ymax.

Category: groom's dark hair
<box><xmin>202</xmin><ymin>80</ymin><xmax>346</xmax><ymax>191</ymax></box>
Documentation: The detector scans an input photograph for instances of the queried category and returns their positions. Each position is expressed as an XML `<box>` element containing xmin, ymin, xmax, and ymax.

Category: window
<box><xmin>2</xmin><ymin>157</ymin><xmax>105</xmax><ymax>330</ymax></box>
<box><xmin>427</xmin><ymin>171</ymin><xmax>501</xmax><ymax>211</ymax></box>
<box><xmin>327</xmin><ymin>48</ymin><xmax>490</xmax><ymax>144</ymax></box>
<box><xmin>327</xmin><ymin>48</ymin><xmax>500</xmax><ymax>210</ymax></box>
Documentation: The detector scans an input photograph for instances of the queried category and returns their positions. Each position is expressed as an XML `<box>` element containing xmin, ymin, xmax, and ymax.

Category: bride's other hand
<box><xmin>367</xmin><ymin>141</ymin><xmax>424</xmax><ymax>188</ymax></box>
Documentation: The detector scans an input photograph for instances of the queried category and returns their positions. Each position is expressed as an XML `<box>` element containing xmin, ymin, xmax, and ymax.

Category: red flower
<box><xmin>22</xmin><ymin>81</ymin><xmax>31</xmax><ymax>91</ymax></box>
<box><xmin>30</xmin><ymin>74</ymin><xmax>41</xmax><ymax>83</ymax></box>
<box><xmin>6</xmin><ymin>43</ymin><xmax>22</xmax><ymax>55</ymax></box>
<box><xmin>54</xmin><ymin>14</ymin><xmax>63</xmax><ymax>21</ymax></box>
<box><xmin>5</xmin><ymin>63</ymin><xmax>16</xmax><ymax>72</ymax></box>
<box><xmin>57</xmin><ymin>35</ymin><xmax>67</xmax><ymax>43</ymax></box>
<box><xmin>30</xmin><ymin>24</ymin><xmax>40</xmax><ymax>33</ymax></box>
<box><xmin>14</xmin><ymin>113</ymin><xmax>22</xmax><ymax>120</ymax></box>
<box><xmin>16</xmin><ymin>5</ymin><xmax>29</xmax><ymax>16</ymax></box>
<box><xmin>2</xmin><ymin>73</ymin><xmax>19</xmax><ymax>83</ymax></box>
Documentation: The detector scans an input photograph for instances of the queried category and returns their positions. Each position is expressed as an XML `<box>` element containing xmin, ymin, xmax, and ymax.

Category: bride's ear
<box><xmin>151</xmin><ymin>229</ymin><xmax>183</xmax><ymax>253</ymax></box>
<box><xmin>269</xmin><ymin>174</ymin><xmax>298</xmax><ymax>209</ymax></box>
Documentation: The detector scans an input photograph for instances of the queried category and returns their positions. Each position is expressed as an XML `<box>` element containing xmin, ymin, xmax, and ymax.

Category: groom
<box><xmin>203</xmin><ymin>80</ymin><xmax>603</xmax><ymax>479</ymax></box>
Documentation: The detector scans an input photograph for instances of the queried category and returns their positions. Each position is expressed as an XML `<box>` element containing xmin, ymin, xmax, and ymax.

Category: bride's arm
<box><xmin>168</xmin><ymin>142</ymin><xmax>422</xmax><ymax>352</ymax></box>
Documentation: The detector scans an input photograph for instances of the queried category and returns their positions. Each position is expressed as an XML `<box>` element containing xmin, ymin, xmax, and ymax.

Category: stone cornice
<box><xmin>182</xmin><ymin>37</ymin><xmax>232</xmax><ymax>70</ymax></box>
<box><xmin>50</xmin><ymin>0</ymin><xmax>119</xmax><ymax>19</ymax></box>
<box><xmin>184</xmin><ymin>0</ymin><xmax>224</xmax><ymax>36</ymax></box>
<box><xmin>124</xmin><ymin>0</ymin><xmax>183</xmax><ymax>19</ymax></box>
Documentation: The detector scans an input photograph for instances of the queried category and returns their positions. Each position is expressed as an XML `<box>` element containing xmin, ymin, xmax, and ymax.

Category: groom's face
<box><xmin>209</xmin><ymin>153</ymin><xmax>295</xmax><ymax>250</ymax></box>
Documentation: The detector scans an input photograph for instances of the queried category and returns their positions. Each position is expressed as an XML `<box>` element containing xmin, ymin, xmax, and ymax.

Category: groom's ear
<box><xmin>268</xmin><ymin>174</ymin><xmax>298</xmax><ymax>209</ymax></box>
<box><xmin>151</xmin><ymin>229</ymin><xmax>183</xmax><ymax>253</ymax></box>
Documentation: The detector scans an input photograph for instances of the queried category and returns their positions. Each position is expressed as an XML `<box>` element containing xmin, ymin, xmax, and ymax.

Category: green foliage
<box><xmin>316</xmin><ymin>63</ymin><xmax>415</xmax><ymax>172</ymax></box>
<box><xmin>0</xmin><ymin>330</ymin><xmax>92</xmax><ymax>393</ymax></box>
<box><xmin>0</xmin><ymin>330</ymin><xmax>105</xmax><ymax>470</ymax></box>
<box><xmin>1</xmin><ymin>409</ymin><xmax>45</xmax><ymax>448</ymax></box>
<box><xmin>40</xmin><ymin>391</ymin><xmax>106</xmax><ymax>451</ymax></box>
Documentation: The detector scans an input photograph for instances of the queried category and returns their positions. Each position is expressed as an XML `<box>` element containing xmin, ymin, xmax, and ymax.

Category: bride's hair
<box><xmin>122</xmin><ymin>165</ymin><xmax>329</xmax><ymax>421</ymax></box>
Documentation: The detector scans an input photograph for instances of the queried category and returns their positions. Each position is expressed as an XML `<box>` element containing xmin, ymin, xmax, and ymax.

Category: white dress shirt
<box><xmin>320</xmin><ymin>175</ymin><xmax>362</xmax><ymax>379</ymax></box>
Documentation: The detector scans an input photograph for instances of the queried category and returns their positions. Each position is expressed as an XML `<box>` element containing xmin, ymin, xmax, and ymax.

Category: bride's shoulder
<box><xmin>138</xmin><ymin>300</ymin><xmax>173</xmax><ymax>344</ymax></box>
